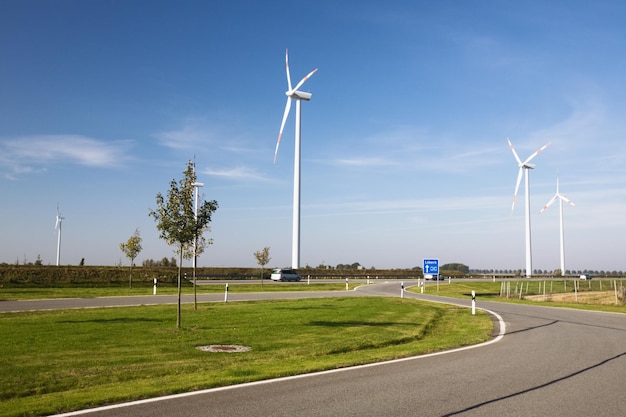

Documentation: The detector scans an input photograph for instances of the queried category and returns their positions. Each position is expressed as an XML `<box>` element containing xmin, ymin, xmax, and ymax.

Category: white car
<box><xmin>270</xmin><ymin>268</ymin><xmax>301</xmax><ymax>282</ymax></box>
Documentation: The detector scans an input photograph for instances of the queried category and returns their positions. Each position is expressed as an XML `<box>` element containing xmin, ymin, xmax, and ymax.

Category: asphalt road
<box><xmin>5</xmin><ymin>282</ymin><xmax>624</xmax><ymax>417</ymax></box>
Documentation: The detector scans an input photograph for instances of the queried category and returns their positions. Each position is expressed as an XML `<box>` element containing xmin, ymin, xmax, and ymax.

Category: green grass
<box><xmin>0</xmin><ymin>297</ymin><xmax>492</xmax><ymax>417</ymax></box>
<box><xmin>0</xmin><ymin>282</ymin><xmax>353</xmax><ymax>300</ymax></box>
<box><xmin>413</xmin><ymin>280</ymin><xmax>626</xmax><ymax>313</ymax></box>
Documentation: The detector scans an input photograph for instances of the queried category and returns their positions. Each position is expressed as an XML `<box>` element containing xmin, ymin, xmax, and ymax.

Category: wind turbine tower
<box><xmin>55</xmin><ymin>206</ymin><xmax>65</xmax><ymax>266</ymax></box>
<box><xmin>274</xmin><ymin>49</ymin><xmax>317</xmax><ymax>269</ymax></box>
<box><xmin>540</xmin><ymin>171</ymin><xmax>575</xmax><ymax>275</ymax></box>
<box><xmin>507</xmin><ymin>138</ymin><xmax>550</xmax><ymax>278</ymax></box>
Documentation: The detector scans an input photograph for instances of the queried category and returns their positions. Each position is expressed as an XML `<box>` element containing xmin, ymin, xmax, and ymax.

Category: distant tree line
<box><xmin>471</xmin><ymin>268</ymin><xmax>626</xmax><ymax>276</ymax></box>
<box><xmin>142</xmin><ymin>257</ymin><xmax>178</xmax><ymax>268</ymax></box>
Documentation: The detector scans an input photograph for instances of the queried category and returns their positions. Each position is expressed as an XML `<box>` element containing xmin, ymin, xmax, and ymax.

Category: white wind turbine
<box><xmin>508</xmin><ymin>138</ymin><xmax>550</xmax><ymax>278</ymax></box>
<box><xmin>274</xmin><ymin>48</ymin><xmax>317</xmax><ymax>269</ymax></box>
<box><xmin>55</xmin><ymin>205</ymin><xmax>65</xmax><ymax>266</ymax></box>
<box><xmin>539</xmin><ymin>171</ymin><xmax>575</xmax><ymax>275</ymax></box>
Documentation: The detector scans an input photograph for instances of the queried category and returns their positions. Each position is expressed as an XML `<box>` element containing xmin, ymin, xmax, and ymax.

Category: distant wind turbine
<box><xmin>508</xmin><ymin>138</ymin><xmax>550</xmax><ymax>278</ymax></box>
<box><xmin>55</xmin><ymin>205</ymin><xmax>65</xmax><ymax>266</ymax></box>
<box><xmin>539</xmin><ymin>171</ymin><xmax>575</xmax><ymax>275</ymax></box>
<box><xmin>274</xmin><ymin>48</ymin><xmax>317</xmax><ymax>269</ymax></box>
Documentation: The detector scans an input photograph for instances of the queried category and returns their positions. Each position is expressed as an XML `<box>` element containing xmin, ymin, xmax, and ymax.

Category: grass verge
<box><xmin>0</xmin><ymin>297</ymin><xmax>492</xmax><ymax>417</ymax></box>
<box><xmin>412</xmin><ymin>280</ymin><xmax>626</xmax><ymax>313</ymax></box>
<box><xmin>0</xmin><ymin>282</ymin><xmax>354</xmax><ymax>300</ymax></box>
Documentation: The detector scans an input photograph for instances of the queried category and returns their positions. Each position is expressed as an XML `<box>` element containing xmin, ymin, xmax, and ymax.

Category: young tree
<box><xmin>254</xmin><ymin>246</ymin><xmax>271</xmax><ymax>286</ymax></box>
<box><xmin>120</xmin><ymin>228</ymin><xmax>142</xmax><ymax>288</ymax></box>
<box><xmin>149</xmin><ymin>161</ymin><xmax>218</xmax><ymax>328</ymax></box>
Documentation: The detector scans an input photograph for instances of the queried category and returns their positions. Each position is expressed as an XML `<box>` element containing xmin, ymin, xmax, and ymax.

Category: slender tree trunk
<box><xmin>177</xmin><ymin>245</ymin><xmax>183</xmax><ymax>329</ymax></box>
<box><xmin>193</xmin><ymin>251</ymin><xmax>197</xmax><ymax>310</ymax></box>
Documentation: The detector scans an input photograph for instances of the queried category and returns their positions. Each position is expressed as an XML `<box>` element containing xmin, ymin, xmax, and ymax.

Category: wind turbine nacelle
<box><xmin>523</xmin><ymin>163</ymin><xmax>536</xmax><ymax>169</ymax></box>
<box><xmin>287</xmin><ymin>90</ymin><xmax>313</xmax><ymax>101</ymax></box>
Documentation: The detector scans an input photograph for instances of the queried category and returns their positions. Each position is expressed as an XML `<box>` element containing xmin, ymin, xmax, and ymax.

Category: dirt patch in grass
<box><xmin>525</xmin><ymin>291</ymin><xmax>623</xmax><ymax>305</ymax></box>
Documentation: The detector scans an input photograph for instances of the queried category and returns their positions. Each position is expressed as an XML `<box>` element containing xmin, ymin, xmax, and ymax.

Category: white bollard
<box><xmin>224</xmin><ymin>283</ymin><xmax>229</xmax><ymax>302</ymax></box>
<box><xmin>308</xmin><ymin>275</ymin><xmax>310</xmax><ymax>285</ymax></box>
<box><xmin>401</xmin><ymin>281</ymin><xmax>404</xmax><ymax>298</ymax></box>
<box><xmin>346</xmin><ymin>277</ymin><xmax>349</xmax><ymax>291</ymax></box>
<box><xmin>471</xmin><ymin>290</ymin><xmax>476</xmax><ymax>315</ymax></box>
<box><xmin>153</xmin><ymin>278</ymin><xmax>157</xmax><ymax>295</ymax></box>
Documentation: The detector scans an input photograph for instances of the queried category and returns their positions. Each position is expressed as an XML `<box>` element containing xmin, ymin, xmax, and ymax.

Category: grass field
<box><xmin>0</xmin><ymin>297</ymin><xmax>492</xmax><ymax>417</ymax></box>
<box><xmin>415</xmin><ymin>279</ymin><xmax>626</xmax><ymax>313</ymax></box>
<box><xmin>0</xmin><ymin>282</ymin><xmax>353</xmax><ymax>300</ymax></box>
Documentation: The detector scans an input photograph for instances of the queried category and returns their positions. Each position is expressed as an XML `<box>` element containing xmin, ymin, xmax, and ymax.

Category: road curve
<box><xmin>18</xmin><ymin>282</ymin><xmax>626</xmax><ymax>417</ymax></box>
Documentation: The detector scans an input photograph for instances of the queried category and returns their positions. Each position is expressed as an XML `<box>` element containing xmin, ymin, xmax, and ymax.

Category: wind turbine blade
<box><xmin>285</xmin><ymin>49</ymin><xmax>292</xmax><ymax>92</ymax></box>
<box><xmin>512</xmin><ymin>167</ymin><xmax>523</xmax><ymax>212</ymax></box>
<box><xmin>291</xmin><ymin>67</ymin><xmax>318</xmax><ymax>92</ymax></box>
<box><xmin>523</xmin><ymin>142</ymin><xmax>551</xmax><ymax>165</ymax></box>
<box><xmin>560</xmin><ymin>194</ymin><xmax>576</xmax><ymax>207</ymax></box>
<box><xmin>539</xmin><ymin>195</ymin><xmax>558</xmax><ymax>213</ymax></box>
<box><xmin>274</xmin><ymin>97</ymin><xmax>292</xmax><ymax>163</ymax></box>
<box><xmin>507</xmin><ymin>137</ymin><xmax>522</xmax><ymax>165</ymax></box>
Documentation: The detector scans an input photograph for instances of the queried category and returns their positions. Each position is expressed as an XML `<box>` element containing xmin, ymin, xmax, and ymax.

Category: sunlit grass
<box><xmin>0</xmin><ymin>282</ymin><xmax>354</xmax><ymax>300</ymax></box>
<box><xmin>412</xmin><ymin>280</ymin><xmax>626</xmax><ymax>313</ymax></box>
<box><xmin>0</xmin><ymin>297</ymin><xmax>492</xmax><ymax>417</ymax></box>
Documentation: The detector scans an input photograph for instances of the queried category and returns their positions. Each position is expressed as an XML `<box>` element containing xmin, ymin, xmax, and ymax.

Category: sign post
<box><xmin>423</xmin><ymin>258</ymin><xmax>439</xmax><ymax>293</ymax></box>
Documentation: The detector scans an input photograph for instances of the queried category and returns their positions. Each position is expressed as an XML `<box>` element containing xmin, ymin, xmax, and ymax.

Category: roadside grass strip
<box><xmin>412</xmin><ymin>281</ymin><xmax>626</xmax><ymax>313</ymax></box>
<box><xmin>0</xmin><ymin>297</ymin><xmax>492</xmax><ymax>417</ymax></box>
<box><xmin>0</xmin><ymin>283</ymin><xmax>353</xmax><ymax>300</ymax></box>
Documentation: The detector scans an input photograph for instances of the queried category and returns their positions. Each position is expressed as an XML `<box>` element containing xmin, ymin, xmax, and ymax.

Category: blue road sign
<box><xmin>423</xmin><ymin>259</ymin><xmax>439</xmax><ymax>275</ymax></box>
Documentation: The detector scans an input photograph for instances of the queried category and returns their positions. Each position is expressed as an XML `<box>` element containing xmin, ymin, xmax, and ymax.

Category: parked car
<box><xmin>270</xmin><ymin>268</ymin><xmax>301</xmax><ymax>282</ymax></box>
<box><xmin>579</xmin><ymin>274</ymin><xmax>592</xmax><ymax>280</ymax></box>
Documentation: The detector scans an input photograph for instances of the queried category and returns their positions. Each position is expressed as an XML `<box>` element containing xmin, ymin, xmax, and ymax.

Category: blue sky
<box><xmin>1</xmin><ymin>1</ymin><xmax>625</xmax><ymax>272</ymax></box>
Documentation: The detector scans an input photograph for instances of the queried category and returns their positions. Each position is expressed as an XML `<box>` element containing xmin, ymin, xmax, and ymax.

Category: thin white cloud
<box><xmin>0</xmin><ymin>135</ymin><xmax>132</xmax><ymax>179</ymax></box>
<box><xmin>155</xmin><ymin>120</ymin><xmax>216</xmax><ymax>150</ymax></box>
<box><xmin>326</xmin><ymin>156</ymin><xmax>396</xmax><ymax>168</ymax></box>
<box><xmin>307</xmin><ymin>194</ymin><xmax>503</xmax><ymax>217</ymax></box>
<box><xmin>202</xmin><ymin>166</ymin><xmax>271</xmax><ymax>182</ymax></box>
<box><xmin>155</xmin><ymin>118</ymin><xmax>261</xmax><ymax>155</ymax></box>
<box><xmin>527</xmin><ymin>98</ymin><xmax>606</xmax><ymax>145</ymax></box>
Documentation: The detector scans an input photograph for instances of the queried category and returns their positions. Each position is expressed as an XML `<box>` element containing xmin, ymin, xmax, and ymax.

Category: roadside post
<box><xmin>471</xmin><ymin>290</ymin><xmax>476</xmax><ymax>315</ymax></box>
<box><xmin>401</xmin><ymin>281</ymin><xmax>404</xmax><ymax>298</ymax></box>
<box><xmin>346</xmin><ymin>277</ymin><xmax>349</xmax><ymax>291</ymax></box>
<box><xmin>224</xmin><ymin>283</ymin><xmax>229</xmax><ymax>303</ymax></box>
<box><xmin>153</xmin><ymin>278</ymin><xmax>157</xmax><ymax>295</ymax></box>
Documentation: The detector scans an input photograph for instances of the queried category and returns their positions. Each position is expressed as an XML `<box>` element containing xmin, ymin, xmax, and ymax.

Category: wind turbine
<box><xmin>55</xmin><ymin>205</ymin><xmax>64</xmax><ymax>266</ymax></box>
<box><xmin>274</xmin><ymin>48</ymin><xmax>317</xmax><ymax>269</ymax></box>
<box><xmin>508</xmin><ymin>138</ymin><xmax>550</xmax><ymax>278</ymax></box>
<box><xmin>539</xmin><ymin>171</ymin><xmax>575</xmax><ymax>275</ymax></box>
